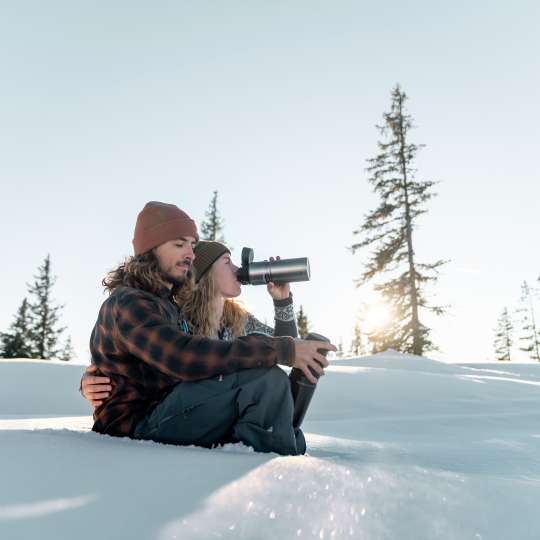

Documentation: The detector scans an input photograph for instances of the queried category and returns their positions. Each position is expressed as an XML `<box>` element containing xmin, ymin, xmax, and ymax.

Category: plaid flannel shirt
<box><xmin>90</xmin><ymin>285</ymin><xmax>294</xmax><ymax>437</ymax></box>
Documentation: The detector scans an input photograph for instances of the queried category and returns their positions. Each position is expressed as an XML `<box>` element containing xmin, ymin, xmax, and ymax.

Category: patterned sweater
<box><xmin>219</xmin><ymin>293</ymin><xmax>298</xmax><ymax>341</ymax></box>
<box><xmin>90</xmin><ymin>286</ymin><xmax>295</xmax><ymax>437</ymax></box>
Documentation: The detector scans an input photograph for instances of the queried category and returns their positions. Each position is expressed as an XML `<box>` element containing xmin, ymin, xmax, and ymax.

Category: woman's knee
<box><xmin>267</xmin><ymin>365</ymin><xmax>290</xmax><ymax>387</ymax></box>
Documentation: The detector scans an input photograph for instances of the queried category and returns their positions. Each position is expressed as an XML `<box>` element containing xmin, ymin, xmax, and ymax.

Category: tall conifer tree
<box><xmin>494</xmin><ymin>307</ymin><xmax>513</xmax><ymax>362</ymax></box>
<box><xmin>351</xmin><ymin>85</ymin><xmax>447</xmax><ymax>356</ymax></box>
<box><xmin>516</xmin><ymin>281</ymin><xmax>540</xmax><ymax>361</ymax></box>
<box><xmin>296</xmin><ymin>305</ymin><xmax>310</xmax><ymax>339</ymax></box>
<box><xmin>200</xmin><ymin>190</ymin><xmax>225</xmax><ymax>242</ymax></box>
<box><xmin>27</xmin><ymin>255</ymin><xmax>66</xmax><ymax>359</ymax></box>
<box><xmin>0</xmin><ymin>298</ymin><xmax>33</xmax><ymax>358</ymax></box>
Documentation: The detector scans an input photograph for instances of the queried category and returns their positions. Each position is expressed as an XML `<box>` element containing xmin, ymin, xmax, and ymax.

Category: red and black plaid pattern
<box><xmin>90</xmin><ymin>286</ymin><xmax>294</xmax><ymax>437</ymax></box>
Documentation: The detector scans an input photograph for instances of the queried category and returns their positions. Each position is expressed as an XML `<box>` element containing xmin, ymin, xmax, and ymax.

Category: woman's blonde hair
<box><xmin>182</xmin><ymin>267</ymin><xmax>248</xmax><ymax>338</ymax></box>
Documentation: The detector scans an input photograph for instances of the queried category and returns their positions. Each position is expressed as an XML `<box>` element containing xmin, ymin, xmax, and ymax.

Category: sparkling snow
<box><xmin>1</xmin><ymin>353</ymin><xmax>539</xmax><ymax>539</ymax></box>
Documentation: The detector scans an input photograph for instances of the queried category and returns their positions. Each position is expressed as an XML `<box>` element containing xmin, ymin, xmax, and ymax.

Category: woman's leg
<box><xmin>134</xmin><ymin>366</ymin><xmax>305</xmax><ymax>455</ymax></box>
<box><xmin>233</xmin><ymin>365</ymin><xmax>306</xmax><ymax>455</ymax></box>
<box><xmin>133</xmin><ymin>374</ymin><xmax>239</xmax><ymax>448</ymax></box>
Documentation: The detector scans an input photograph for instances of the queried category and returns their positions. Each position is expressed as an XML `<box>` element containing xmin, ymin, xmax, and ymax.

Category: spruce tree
<box><xmin>494</xmin><ymin>307</ymin><xmax>513</xmax><ymax>362</ymax></box>
<box><xmin>351</xmin><ymin>85</ymin><xmax>447</xmax><ymax>356</ymax></box>
<box><xmin>59</xmin><ymin>336</ymin><xmax>75</xmax><ymax>362</ymax></box>
<box><xmin>27</xmin><ymin>255</ymin><xmax>66</xmax><ymax>359</ymax></box>
<box><xmin>296</xmin><ymin>305</ymin><xmax>310</xmax><ymax>339</ymax></box>
<box><xmin>200</xmin><ymin>190</ymin><xmax>225</xmax><ymax>242</ymax></box>
<box><xmin>337</xmin><ymin>337</ymin><xmax>344</xmax><ymax>358</ymax></box>
<box><xmin>516</xmin><ymin>281</ymin><xmax>540</xmax><ymax>361</ymax></box>
<box><xmin>0</xmin><ymin>298</ymin><xmax>33</xmax><ymax>358</ymax></box>
<box><xmin>351</xmin><ymin>321</ymin><xmax>365</xmax><ymax>356</ymax></box>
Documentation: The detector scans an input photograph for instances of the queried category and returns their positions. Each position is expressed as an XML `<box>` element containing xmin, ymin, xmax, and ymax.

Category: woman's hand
<box><xmin>81</xmin><ymin>364</ymin><xmax>112</xmax><ymax>409</ymax></box>
<box><xmin>266</xmin><ymin>256</ymin><xmax>290</xmax><ymax>300</ymax></box>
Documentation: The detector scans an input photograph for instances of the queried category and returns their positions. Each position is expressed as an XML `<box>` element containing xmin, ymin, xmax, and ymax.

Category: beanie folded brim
<box><xmin>193</xmin><ymin>241</ymin><xmax>231</xmax><ymax>282</ymax></box>
<box><xmin>133</xmin><ymin>217</ymin><xmax>199</xmax><ymax>255</ymax></box>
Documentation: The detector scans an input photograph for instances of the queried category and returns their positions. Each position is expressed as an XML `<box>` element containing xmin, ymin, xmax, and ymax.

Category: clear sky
<box><xmin>1</xmin><ymin>1</ymin><xmax>539</xmax><ymax>363</ymax></box>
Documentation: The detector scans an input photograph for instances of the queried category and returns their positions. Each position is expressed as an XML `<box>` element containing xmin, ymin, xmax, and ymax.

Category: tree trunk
<box><xmin>527</xmin><ymin>292</ymin><xmax>540</xmax><ymax>361</ymax></box>
<box><xmin>396</xmin><ymin>93</ymin><xmax>421</xmax><ymax>355</ymax></box>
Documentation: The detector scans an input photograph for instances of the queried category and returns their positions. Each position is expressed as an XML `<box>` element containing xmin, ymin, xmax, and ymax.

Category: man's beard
<box><xmin>160</xmin><ymin>267</ymin><xmax>192</xmax><ymax>289</ymax></box>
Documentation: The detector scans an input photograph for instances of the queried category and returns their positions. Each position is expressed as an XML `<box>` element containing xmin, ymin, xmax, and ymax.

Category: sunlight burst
<box><xmin>362</xmin><ymin>302</ymin><xmax>393</xmax><ymax>333</ymax></box>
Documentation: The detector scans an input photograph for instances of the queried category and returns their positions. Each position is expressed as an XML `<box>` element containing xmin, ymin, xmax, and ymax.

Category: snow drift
<box><xmin>1</xmin><ymin>353</ymin><xmax>539</xmax><ymax>539</ymax></box>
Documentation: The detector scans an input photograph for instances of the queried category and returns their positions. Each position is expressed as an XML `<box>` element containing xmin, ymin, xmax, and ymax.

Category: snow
<box><xmin>1</xmin><ymin>353</ymin><xmax>540</xmax><ymax>539</ymax></box>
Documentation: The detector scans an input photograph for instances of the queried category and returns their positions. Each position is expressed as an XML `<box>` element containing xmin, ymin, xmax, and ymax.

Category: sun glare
<box><xmin>363</xmin><ymin>303</ymin><xmax>393</xmax><ymax>333</ymax></box>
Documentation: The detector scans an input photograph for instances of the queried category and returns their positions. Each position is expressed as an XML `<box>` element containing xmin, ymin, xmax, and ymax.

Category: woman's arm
<box><xmin>272</xmin><ymin>293</ymin><xmax>298</xmax><ymax>337</ymax></box>
<box><xmin>244</xmin><ymin>293</ymin><xmax>298</xmax><ymax>338</ymax></box>
<box><xmin>264</xmin><ymin>258</ymin><xmax>298</xmax><ymax>338</ymax></box>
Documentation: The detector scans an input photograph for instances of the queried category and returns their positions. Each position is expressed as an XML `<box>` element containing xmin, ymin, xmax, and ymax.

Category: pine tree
<box><xmin>59</xmin><ymin>336</ymin><xmax>75</xmax><ymax>362</ymax></box>
<box><xmin>516</xmin><ymin>281</ymin><xmax>540</xmax><ymax>361</ymax></box>
<box><xmin>337</xmin><ymin>337</ymin><xmax>344</xmax><ymax>358</ymax></box>
<box><xmin>200</xmin><ymin>190</ymin><xmax>225</xmax><ymax>242</ymax></box>
<box><xmin>494</xmin><ymin>307</ymin><xmax>513</xmax><ymax>362</ymax></box>
<box><xmin>27</xmin><ymin>255</ymin><xmax>66</xmax><ymax>359</ymax></box>
<box><xmin>296</xmin><ymin>305</ymin><xmax>310</xmax><ymax>339</ymax></box>
<box><xmin>351</xmin><ymin>85</ymin><xmax>447</xmax><ymax>356</ymax></box>
<box><xmin>351</xmin><ymin>321</ymin><xmax>365</xmax><ymax>356</ymax></box>
<box><xmin>0</xmin><ymin>298</ymin><xmax>33</xmax><ymax>358</ymax></box>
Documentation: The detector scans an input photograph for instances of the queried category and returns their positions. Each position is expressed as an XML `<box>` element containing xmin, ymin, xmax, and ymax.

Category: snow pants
<box><xmin>133</xmin><ymin>365</ymin><xmax>306</xmax><ymax>456</ymax></box>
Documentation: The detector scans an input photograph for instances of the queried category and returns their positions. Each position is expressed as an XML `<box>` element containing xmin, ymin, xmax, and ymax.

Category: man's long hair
<box><xmin>182</xmin><ymin>269</ymin><xmax>248</xmax><ymax>338</ymax></box>
<box><xmin>102</xmin><ymin>251</ymin><xmax>194</xmax><ymax>306</ymax></box>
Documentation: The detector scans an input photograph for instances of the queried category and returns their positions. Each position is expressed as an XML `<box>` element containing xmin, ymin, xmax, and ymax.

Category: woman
<box><xmin>82</xmin><ymin>240</ymin><xmax>300</xmax><ymax>407</ymax></box>
<box><xmin>184</xmin><ymin>240</ymin><xmax>298</xmax><ymax>340</ymax></box>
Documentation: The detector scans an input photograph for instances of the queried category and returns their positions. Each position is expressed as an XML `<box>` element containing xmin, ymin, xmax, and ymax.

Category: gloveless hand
<box><xmin>266</xmin><ymin>256</ymin><xmax>290</xmax><ymax>300</ymax></box>
<box><xmin>292</xmin><ymin>339</ymin><xmax>336</xmax><ymax>384</ymax></box>
<box><xmin>81</xmin><ymin>364</ymin><xmax>112</xmax><ymax>408</ymax></box>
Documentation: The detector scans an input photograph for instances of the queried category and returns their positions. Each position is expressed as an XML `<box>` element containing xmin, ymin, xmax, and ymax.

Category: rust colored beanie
<box><xmin>193</xmin><ymin>241</ymin><xmax>231</xmax><ymax>283</ymax></box>
<box><xmin>133</xmin><ymin>201</ymin><xmax>199</xmax><ymax>255</ymax></box>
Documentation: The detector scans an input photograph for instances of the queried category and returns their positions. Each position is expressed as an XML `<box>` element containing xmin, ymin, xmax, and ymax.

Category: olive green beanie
<box><xmin>193</xmin><ymin>241</ymin><xmax>231</xmax><ymax>283</ymax></box>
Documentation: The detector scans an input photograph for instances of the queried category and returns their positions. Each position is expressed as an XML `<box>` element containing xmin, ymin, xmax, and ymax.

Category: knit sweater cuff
<box><xmin>273</xmin><ymin>292</ymin><xmax>293</xmax><ymax>307</ymax></box>
<box><xmin>273</xmin><ymin>293</ymin><xmax>295</xmax><ymax>323</ymax></box>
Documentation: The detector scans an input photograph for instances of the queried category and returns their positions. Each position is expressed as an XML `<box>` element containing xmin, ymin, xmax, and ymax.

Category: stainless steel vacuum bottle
<box><xmin>236</xmin><ymin>247</ymin><xmax>310</xmax><ymax>285</ymax></box>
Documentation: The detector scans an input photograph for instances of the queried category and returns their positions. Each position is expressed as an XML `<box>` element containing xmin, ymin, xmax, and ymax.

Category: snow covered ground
<box><xmin>1</xmin><ymin>353</ymin><xmax>540</xmax><ymax>540</ymax></box>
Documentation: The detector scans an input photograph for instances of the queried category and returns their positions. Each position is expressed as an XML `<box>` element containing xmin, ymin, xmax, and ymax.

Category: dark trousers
<box><xmin>133</xmin><ymin>366</ymin><xmax>306</xmax><ymax>456</ymax></box>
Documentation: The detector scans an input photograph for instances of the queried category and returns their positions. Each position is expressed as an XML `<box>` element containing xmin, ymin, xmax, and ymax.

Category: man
<box><xmin>87</xmin><ymin>201</ymin><xmax>334</xmax><ymax>455</ymax></box>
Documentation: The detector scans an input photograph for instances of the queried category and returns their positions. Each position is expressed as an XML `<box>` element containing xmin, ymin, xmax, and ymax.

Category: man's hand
<box><xmin>266</xmin><ymin>256</ymin><xmax>290</xmax><ymax>300</ymax></box>
<box><xmin>292</xmin><ymin>339</ymin><xmax>336</xmax><ymax>384</ymax></box>
<box><xmin>81</xmin><ymin>364</ymin><xmax>112</xmax><ymax>409</ymax></box>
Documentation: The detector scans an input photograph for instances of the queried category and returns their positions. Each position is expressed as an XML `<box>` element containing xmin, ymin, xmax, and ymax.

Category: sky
<box><xmin>1</xmin><ymin>1</ymin><xmax>539</xmax><ymax>363</ymax></box>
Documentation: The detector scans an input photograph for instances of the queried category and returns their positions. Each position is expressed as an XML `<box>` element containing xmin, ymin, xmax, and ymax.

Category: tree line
<box><xmin>4</xmin><ymin>86</ymin><xmax>535</xmax><ymax>363</ymax></box>
<box><xmin>493</xmin><ymin>281</ymin><xmax>539</xmax><ymax>362</ymax></box>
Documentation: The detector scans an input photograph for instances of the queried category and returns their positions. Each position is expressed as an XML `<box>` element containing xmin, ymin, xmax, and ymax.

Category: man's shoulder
<box><xmin>101</xmin><ymin>286</ymin><xmax>161</xmax><ymax>311</ymax></box>
<box><xmin>100</xmin><ymin>287</ymin><xmax>167</xmax><ymax>328</ymax></box>
<box><xmin>110</xmin><ymin>285</ymin><xmax>161</xmax><ymax>305</ymax></box>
